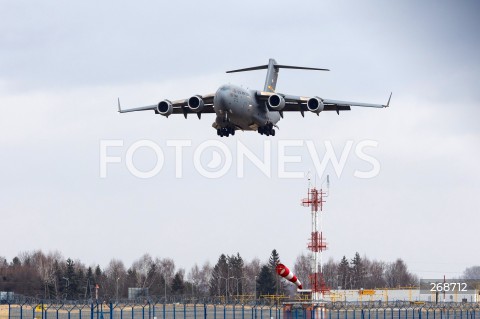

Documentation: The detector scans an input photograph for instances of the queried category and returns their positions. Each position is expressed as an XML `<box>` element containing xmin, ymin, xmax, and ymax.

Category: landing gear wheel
<box><xmin>217</xmin><ymin>127</ymin><xmax>234</xmax><ymax>137</ymax></box>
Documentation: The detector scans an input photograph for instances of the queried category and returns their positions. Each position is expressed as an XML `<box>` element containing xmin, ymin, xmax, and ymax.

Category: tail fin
<box><xmin>226</xmin><ymin>58</ymin><xmax>329</xmax><ymax>93</ymax></box>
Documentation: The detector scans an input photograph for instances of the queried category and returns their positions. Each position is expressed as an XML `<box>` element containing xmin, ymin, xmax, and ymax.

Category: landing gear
<box><xmin>258</xmin><ymin>123</ymin><xmax>275</xmax><ymax>136</ymax></box>
<box><xmin>217</xmin><ymin>127</ymin><xmax>235</xmax><ymax>137</ymax></box>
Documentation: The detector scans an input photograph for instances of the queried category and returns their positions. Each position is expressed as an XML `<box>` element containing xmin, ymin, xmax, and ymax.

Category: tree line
<box><xmin>0</xmin><ymin>250</ymin><xmax>476</xmax><ymax>301</ymax></box>
<box><xmin>293</xmin><ymin>252</ymin><xmax>418</xmax><ymax>291</ymax></box>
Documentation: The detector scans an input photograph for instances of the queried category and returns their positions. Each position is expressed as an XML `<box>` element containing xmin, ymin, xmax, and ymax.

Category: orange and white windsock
<box><xmin>276</xmin><ymin>263</ymin><xmax>303</xmax><ymax>289</ymax></box>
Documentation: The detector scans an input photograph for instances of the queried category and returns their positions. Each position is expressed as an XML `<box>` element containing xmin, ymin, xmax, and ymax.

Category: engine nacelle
<box><xmin>188</xmin><ymin>95</ymin><xmax>205</xmax><ymax>113</ymax></box>
<box><xmin>306</xmin><ymin>97</ymin><xmax>325</xmax><ymax>114</ymax></box>
<box><xmin>157</xmin><ymin>100</ymin><xmax>173</xmax><ymax>117</ymax></box>
<box><xmin>268</xmin><ymin>94</ymin><xmax>286</xmax><ymax>111</ymax></box>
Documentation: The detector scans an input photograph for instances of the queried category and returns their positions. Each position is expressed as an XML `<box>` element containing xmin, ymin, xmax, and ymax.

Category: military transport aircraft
<box><xmin>118</xmin><ymin>58</ymin><xmax>390</xmax><ymax>137</ymax></box>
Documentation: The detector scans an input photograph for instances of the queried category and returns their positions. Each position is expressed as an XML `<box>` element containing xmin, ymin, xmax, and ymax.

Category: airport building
<box><xmin>325</xmin><ymin>289</ymin><xmax>479</xmax><ymax>303</ymax></box>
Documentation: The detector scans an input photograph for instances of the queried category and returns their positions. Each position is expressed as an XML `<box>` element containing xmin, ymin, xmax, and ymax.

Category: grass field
<box><xmin>0</xmin><ymin>305</ymin><xmax>9</xmax><ymax>319</ymax></box>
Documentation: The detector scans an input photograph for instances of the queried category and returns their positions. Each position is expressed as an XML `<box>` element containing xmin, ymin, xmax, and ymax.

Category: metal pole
<box><xmin>116</xmin><ymin>277</ymin><xmax>120</xmax><ymax>302</ymax></box>
<box><xmin>233</xmin><ymin>277</ymin><xmax>247</xmax><ymax>299</ymax></box>
<box><xmin>226</xmin><ymin>268</ymin><xmax>230</xmax><ymax>304</ymax></box>
<box><xmin>63</xmin><ymin>277</ymin><xmax>70</xmax><ymax>299</ymax></box>
<box><xmin>236</xmin><ymin>278</ymin><xmax>239</xmax><ymax>297</ymax></box>
<box><xmin>225</xmin><ymin>278</ymin><xmax>228</xmax><ymax>304</ymax></box>
<box><xmin>254</xmin><ymin>276</ymin><xmax>258</xmax><ymax>305</ymax></box>
<box><xmin>219</xmin><ymin>276</ymin><xmax>234</xmax><ymax>304</ymax></box>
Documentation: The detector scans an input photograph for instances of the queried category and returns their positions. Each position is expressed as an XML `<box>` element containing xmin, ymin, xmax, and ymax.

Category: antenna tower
<box><xmin>301</xmin><ymin>176</ymin><xmax>330</xmax><ymax>300</ymax></box>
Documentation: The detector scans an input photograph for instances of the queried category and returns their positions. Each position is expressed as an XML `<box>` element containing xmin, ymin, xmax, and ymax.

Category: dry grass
<box><xmin>0</xmin><ymin>305</ymin><xmax>9</xmax><ymax>319</ymax></box>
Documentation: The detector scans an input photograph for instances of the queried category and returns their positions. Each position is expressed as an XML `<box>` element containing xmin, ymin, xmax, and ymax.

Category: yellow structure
<box><xmin>260</xmin><ymin>294</ymin><xmax>290</xmax><ymax>304</ymax></box>
<box><xmin>35</xmin><ymin>305</ymin><xmax>46</xmax><ymax>311</ymax></box>
<box><xmin>359</xmin><ymin>289</ymin><xmax>375</xmax><ymax>295</ymax></box>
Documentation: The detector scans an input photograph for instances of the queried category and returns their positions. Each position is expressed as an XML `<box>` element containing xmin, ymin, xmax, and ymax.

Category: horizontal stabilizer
<box><xmin>226</xmin><ymin>65</ymin><xmax>268</xmax><ymax>73</ymax></box>
<box><xmin>276</xmin><ymin>65</ymin><xmax>329</xmax><ymax>71</ymax></box>
<box><xmin>227</xmin><ymin>59</ymin><xmax>330</xmax><ymax>92</ymax></box>
<box><xmin>226</xmin><ymin>64</ymin><xmax>329</xmax><ymax>73</ymax></box>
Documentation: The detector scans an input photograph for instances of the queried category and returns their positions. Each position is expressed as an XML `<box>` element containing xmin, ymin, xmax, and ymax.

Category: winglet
<box><xmin>385</xmin><ymin>92</ymin><xmax>392</xmax><ymax>108</ymax></box>
<box><xmin>117</xmin><ymin>98</ymin><xmax>122</xmax><ymax>113</ymax></box>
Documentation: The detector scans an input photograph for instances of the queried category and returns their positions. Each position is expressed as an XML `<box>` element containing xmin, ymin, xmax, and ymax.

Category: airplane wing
<box><xmin>256</xmin><ymin>91</ymin><xmax>391</xmax><ymax>115</ymax></box>
<box><xmin>117</xmin><ymin>93</ymin><xmax>215</xmax><ymax>118</ymax></box>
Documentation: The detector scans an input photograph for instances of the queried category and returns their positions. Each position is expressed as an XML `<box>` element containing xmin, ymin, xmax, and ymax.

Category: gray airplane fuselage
<box><xmin>213</xmin><ymin>84</ymin><xmax>281</xmax><ymax>131</ymax></box>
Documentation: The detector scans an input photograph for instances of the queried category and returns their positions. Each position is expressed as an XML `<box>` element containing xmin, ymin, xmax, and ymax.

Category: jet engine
<box><xmin>268</xmin><ymin>94</ymin><xmax>286</xmax><ymax>111</ymax></box>
<box><xmin>188</xmin><ymin>95</ymin><xmax>205</xmax><ymax>113</ymax></box>
<box><xmin>157</xmin><ymin>100</ymin><xmax>173</xmax><ymax>117</ymax></box>
<box><xmin>307</xmin><ymin>97</ymin><xmax>325</xmax><ymax>114</ymax></box>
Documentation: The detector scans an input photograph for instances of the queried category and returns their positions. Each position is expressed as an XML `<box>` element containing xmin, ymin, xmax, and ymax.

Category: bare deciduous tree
<box><xmin>244</xmin><ymin>258</ymin><xmax>261</xmax><ymax>296</ymax></box>
<box><xmin>463</xmin><ymin>266</ymin><xmax>480</xmax><ymax>279</ymax></box>
<box><xmin>385</xmin><ymin>258</ymin><xmax>417</xmax><ymax>288</ymax></box>
<box><xmin>294</xmin><ymin>253</ymin><xmax>311</xmax><ymax>289</ymax></box>
<box><xmin>105</xmin><ymin>259</ymin><xmax>126</xmax><ymax>299</ymax></box>
<box><xmin>365</xmin><ymin>259</ymin><xmax>386</xmax><ymax>289</ymax></box>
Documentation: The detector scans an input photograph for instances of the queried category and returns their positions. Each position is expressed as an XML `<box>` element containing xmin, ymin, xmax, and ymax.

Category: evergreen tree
<box><xmin>11</xmin><ymin>257</ymin><xmax>21</xmax><ymax>267</ymax></box>
<box><xmin>64</xmin><ymin>258</ymin><xmax>78</xmax><ymax>299</ymax></box>
<box><xmin>54</xmin><ymin>260</ymin><xmax>65</xmax><ymax>299</ymax></box>
<box><xmin>228</xmin><ymin>253</ymin><xmax>245</xmax><ymax>295</ymax></box>
<box><xmin>350</xmin><ymin>252</ymin><xmax>365</xmax><ymax>289</ymax></box>
<box><xmin>338</xmin><ymin>256</ymin><xmax>350</xmax><ymax>289</ymax></box>
<box><xmin>256</xmin><ymin>265</ymin><xmax>276</xmax><ymax>296</ymax></box>
<box><xmin>85</xmin><ymin>267</ymin><xmax>94</xmax><ymax>299</ymax></box>
<box><xmin>93</xmin><ymin>265</ymin><xmax>107</xmax><ymax>299</ymax></box>
<box><xmin>94</xmin><ymin>265</ymin><xmax>102</xmax><ymax>284</ymax></box>
<box><xmin>268</xmin><ymin>249</ymin><xmax>281</xmax><ymax>295</ymax></box>
<box><xmin>146</xmin><ymin>263</ymin><xmax>159</xmax><ymax>293</ymax></box>
<box><xmin>76</xmin><ymin>266</ymin><xmax>85</xmax><ymax>299</ymax></box>
<box><xmin>171</xmin><ymin>272</ymin><xmax>185</xmax><ymax>295</ymax></box>
<box><xmin>209</xmin><ymin>254</ymin><xmax>228</xmax><ymax>296</ymax></box>
<box><xmin>268</xmin><ymin>249</ymin><xmax>280</xmax><ymax>271</ymax></box>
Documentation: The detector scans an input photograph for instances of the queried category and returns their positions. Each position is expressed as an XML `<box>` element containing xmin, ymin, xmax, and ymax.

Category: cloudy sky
<box><xmin>1</xmin><ymin>0</ymin><xmax>479</xmax><ymax>280</ymax></box>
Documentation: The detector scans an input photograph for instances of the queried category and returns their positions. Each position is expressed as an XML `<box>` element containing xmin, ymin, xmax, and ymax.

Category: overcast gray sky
<box><xmin>1</xmin><ymin>0</ymin><xmax>479</xmax><ymax>280</ymax></box>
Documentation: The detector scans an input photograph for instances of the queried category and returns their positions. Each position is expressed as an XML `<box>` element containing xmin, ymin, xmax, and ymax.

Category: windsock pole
<box><xmin>275</xmin><ymin>263</ymin><xmax>303</xmax><ymax>289</ymax></box>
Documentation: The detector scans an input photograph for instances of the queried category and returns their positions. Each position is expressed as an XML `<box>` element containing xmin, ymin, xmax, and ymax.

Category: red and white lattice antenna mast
<box><xmin>301</xmin><ymin>175</ymin><xmax>330</xmax><ymax>301</ymax></box>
